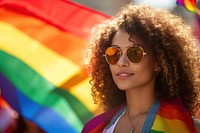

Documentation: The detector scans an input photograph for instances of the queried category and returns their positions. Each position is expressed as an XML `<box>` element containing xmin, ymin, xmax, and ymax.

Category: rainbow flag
<box><xmin>0</xmin><ymin>0</ymin><xmax>109</xmax><ymax>132</ymax></box>
<box><xmin>176</xmin><ymin>0</ymin><xmax>200</xmax><ymax>54</ymax></box>
<box><xmin>176</xmin><ymin>0</ymin><xmax>197</xmax><ymax>14</ymax></box>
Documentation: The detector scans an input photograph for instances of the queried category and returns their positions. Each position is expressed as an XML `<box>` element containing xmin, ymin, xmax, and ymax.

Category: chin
<box><xmin>116</xmin><ymin>84</ymin><xmax>133</xmax><ymax>91</ymax></box>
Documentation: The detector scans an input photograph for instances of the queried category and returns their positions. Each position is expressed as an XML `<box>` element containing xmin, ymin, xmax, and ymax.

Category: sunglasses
<box><xmin>104</xmin><ymin>44</ymin><xmax>147</xmax><ymax>65</ymax></box>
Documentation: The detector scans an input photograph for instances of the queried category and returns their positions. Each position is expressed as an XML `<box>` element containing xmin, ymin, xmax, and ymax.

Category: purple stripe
<box><xmin>82</xmin><ymin>104</ymin><xmax>124</xmax><ymax>132</ymax></box>
<box><xmin>176</xmin><ymin>0</ymin><xmax>184</xmax><ymax>5</ymax></box>
<box><xmin>0</xmin><ymin>72</ymin><xmax>20</xmax><ymax>112</ymax></box>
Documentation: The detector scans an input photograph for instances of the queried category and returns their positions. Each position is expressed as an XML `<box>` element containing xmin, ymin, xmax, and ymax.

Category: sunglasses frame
<box><xmin>103</xmin><ymin>44</ymin><xmax>147</xmax><ymax>65</ymax></box>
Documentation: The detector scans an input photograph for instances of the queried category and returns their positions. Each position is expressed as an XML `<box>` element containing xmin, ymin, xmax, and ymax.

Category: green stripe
<box><xmin>55</xmin><ymin>88</ymin><xmax>94</xmax><ymax>124</ymax></box>
<box><xmin>0</xmin><ymin>50</ymin><xmax>93</xmax><ymax>131</ymax></box>
<box><xmin>150</xmin><ymin>129</ymin><xmax>165</xmax><ymax>133</ymax></box>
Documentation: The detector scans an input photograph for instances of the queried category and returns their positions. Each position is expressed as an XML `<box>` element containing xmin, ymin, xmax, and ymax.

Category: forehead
<box><xmin>111</xmin><ymin>30</ymin><xmax>145</xmax><ymax>48</ymax></box>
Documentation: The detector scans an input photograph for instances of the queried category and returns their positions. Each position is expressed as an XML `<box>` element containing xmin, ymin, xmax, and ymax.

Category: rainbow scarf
<box><xmin>0</xmin><ymin>0</ymin><xmax>109</xmax><ymax>132</ymax></box>
<box><xmin>82</xmin><ymin>98</ymin><xmax>197</xmax><ymax>133</ymax></box>
<box><xmin>150</xmin><ymin>99</ymin><xmax>196</xmax><ymax>133</ymax></box>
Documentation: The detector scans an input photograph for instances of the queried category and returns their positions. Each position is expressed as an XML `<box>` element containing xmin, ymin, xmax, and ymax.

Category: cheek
<box><xmin>109</xmin><ymin>65</ymin><xmax>118</xmax><ymax>80</ymax></box>
<box><xmin>134</xmin><ymin>57</ymin><xmax>156</xmax><ymax>76</ymax></box>
<box><xmin>109</xmin><ymin>65</ymin><xmax>115</xmax><ymax>75</ymax></box>
<box><xmin>143</xmin><ymin>55</ymin><xmax>156</xmax><ymax>70</ymax></box>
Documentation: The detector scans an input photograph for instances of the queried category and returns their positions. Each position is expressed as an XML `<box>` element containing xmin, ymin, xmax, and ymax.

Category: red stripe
<box><xmin>158</xmin><ymin>103</ymin><xmax>185</xmax><ymax>121</ymax></box>
<box><xmin>0</xmin><ymin>0</ymin><xmax>110</xmax><ymax>38</ymax></box>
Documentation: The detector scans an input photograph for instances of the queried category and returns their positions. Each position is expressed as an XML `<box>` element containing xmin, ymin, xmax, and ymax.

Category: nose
<box><xmin>117</xmin><ymin>53</ymin><xmax>130</xmax><ymax>67</ymax></box>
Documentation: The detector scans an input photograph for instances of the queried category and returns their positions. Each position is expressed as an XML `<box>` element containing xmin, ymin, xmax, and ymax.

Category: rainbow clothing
<box><xmin>82</xmin><ymin>98</ymin><xmax>197</xmax><ymax>133</ymax></box>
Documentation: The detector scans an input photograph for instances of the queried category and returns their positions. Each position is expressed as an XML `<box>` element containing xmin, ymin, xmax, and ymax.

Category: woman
<box><xmin>82</xmin><ymin>4</ymin><xmax>200</xmax><ymax>133</ymax></box>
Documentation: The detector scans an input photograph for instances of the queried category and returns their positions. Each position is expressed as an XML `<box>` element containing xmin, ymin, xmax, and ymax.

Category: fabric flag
<box><xmin>82</xmin><ymin>99</ymin><xmax>197</xmax><ymax>133</ymax></box>
<box><xmin>176</xmin><ymin>0</ymin><xmax>200</xmax><ymax>49</ymax></box>
<box><xmin>0</xmin><ymin>0</ymin><xmax>109</xmax><ymax>132</ymax></box>
<box><xmin>176</xmin><ymin>0</ymin><xmax>198</xmax><ymax>14</ymax></box>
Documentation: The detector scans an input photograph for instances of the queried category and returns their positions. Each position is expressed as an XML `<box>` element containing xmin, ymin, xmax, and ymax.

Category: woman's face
<box><xmin>108</xmin><ymin>30</ymin><xmax>157</xmax><ymax>91</ymax></box>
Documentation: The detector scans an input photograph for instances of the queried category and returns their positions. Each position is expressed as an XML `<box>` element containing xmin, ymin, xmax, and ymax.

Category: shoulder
<box><xmin>81</xmin><ymin>104</ymin><xmax>125</xmax><ymax>133</ymax></box>
<box><xmin>81</xmin><ymin>112</ymin><xmax>108</xmax><ymax>133</ymax></box>
<box><xmin>193</xmin><ymin>117</ymin><xmax>200</xmax><ymax>133</ymax></box>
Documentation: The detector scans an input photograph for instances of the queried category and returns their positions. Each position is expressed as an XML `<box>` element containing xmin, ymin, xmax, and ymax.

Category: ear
<box><xmin>155</xmin><ymin>67</ymin><xmax>160</xmax><ymax>72</ymax></box>
<box><xmin>154</xmin><ymin>62</ymin><xmax>160</xmax><ymax>72</ymax></box>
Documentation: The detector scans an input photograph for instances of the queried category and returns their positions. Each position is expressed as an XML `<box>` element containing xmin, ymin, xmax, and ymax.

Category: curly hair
<box><xmin>85</xmin><ymin>4</ymin><xmax>200</xmax><ymax>117</ymax></box>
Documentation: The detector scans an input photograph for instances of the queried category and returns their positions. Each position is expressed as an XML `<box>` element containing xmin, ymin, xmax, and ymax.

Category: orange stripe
<box><xmin>0</xmin><ymin>8</ymin><xmax>86</xmax><ymax>66</ymax></box>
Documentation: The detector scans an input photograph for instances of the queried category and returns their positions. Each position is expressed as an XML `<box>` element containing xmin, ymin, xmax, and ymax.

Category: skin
<box><xmin>110</xmin><ymin>30</ymin><xmax>159</xmax><ymax>133</ymax></box>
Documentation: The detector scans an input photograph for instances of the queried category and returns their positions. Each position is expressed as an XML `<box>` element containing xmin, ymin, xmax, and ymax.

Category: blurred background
<box><xmin>0</xmin><ymin>0</ymin><xmax>199</xmax><ymax>133</ymax></box>
<box><xmin>72</xmin><ymin>0</ymin><xmax>197</xmax><ymax>28</ymax></box>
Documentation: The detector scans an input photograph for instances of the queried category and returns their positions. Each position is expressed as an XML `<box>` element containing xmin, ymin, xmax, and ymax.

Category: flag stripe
<box><xmin>0</xmin><ymin>20</ymin><xmax>80</xmax><ymax>87</ymax></box>
<box><xmin>0</xmin><ymin>50</ymin><xmax>94</xmax><ymax>131</ymax></box>
<box><xmin>0</xmin><ymin>8</ymin><xmax>97</xmax><ymax>115</ymax></box>
<box><xmin>176</xmin><ymin>0</ymin><xmax>197</xmax><ymax>13</ymax></box>
<box><xmin>0</xmin><ymin>69</ymin><xmax>93</xmax><ymax>125</ymax></box>
<box><xmin>151</xmin><ymin>114</ymin><xmax>190</xmax><ymax>133</ymax></box>
<box><xmin>0</xmin><ymin>72</ymin><xmax>78</xmax><ymax>133</ymax></box>
<box><xmin>150</xmin><ymin>130</ymin><xmax>164</xmax><ymax>133</ymax></box>
<box><xmin>158</xmin><ymin>104</ymin><xmax>185</xmax><ymax>121</ymax></box>
<box><xmin>0</xmin><ymin>0</ymin><xmax>110</xmax><ymax>132</ymax></box>
<box><xmin>0</xmin><ymin>0</ymin><xmax>109</xmax><ymax>38</ymax></box>
<box><xmin>0</xmin><ymin>72</ymin><xmax>20</xmax><ymax>112</ymax></box>
<box><xmin>184</xmin><ymin>0</ymin><xmax>196</xmax><ymax>12</ymax></box>
<box><xmin>0</xmin><ymin>74</ymin><xmax>77</xmax><ymax>133</ymax></box>
<box><xmin>0</xmin><ymin>9</ymin><xmax>86</xmax><ymax>66</ymax></box>
<box><xmin>17</xmin><ymin>90</ymin><xmax>78</xmax><ymax>133</ymax></box>
<box><xmin>0</xmin><ymin>20</ymin><xmax>96</xmax><ymax>112</ymax></box>
<box><xmin>69</xmin><ymin>77</ymin><xmax>98</xmax><ymax>113</ymax></box>
<box><xmin>177</xmin><ymin>0</ymin><xmax>184</xmax><ymax>4</ymax></box>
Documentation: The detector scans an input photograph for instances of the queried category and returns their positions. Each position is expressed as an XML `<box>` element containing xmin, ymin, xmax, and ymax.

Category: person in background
<box><xmin>10</xmin><ymin>115</ymin><xmax>45</xmax><ymax>133</ymax></box>
<box><xmin>82</xmin><ymin>3</ymin><xmax>200</xmax><ymax>133</ymax></box>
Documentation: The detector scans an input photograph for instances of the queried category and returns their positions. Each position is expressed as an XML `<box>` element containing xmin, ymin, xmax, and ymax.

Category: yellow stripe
<box><xmin>69</xmin><ymin>77</ymin><xmax>98</xmax><ymax>113</ymax></box>
<box><xmin>0</xmin><ymin>21</ymin><xmax>80</xmax><ymax>86</ymax></box>
<box><xmin>152</xmin><ymin>114</ymin><xmax>191</xmax><ymax>133</ymax></box>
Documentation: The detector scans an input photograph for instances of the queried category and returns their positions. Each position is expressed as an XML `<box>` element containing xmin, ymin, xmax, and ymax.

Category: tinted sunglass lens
<box><xmin>105</xmin><ymin>47</ymin><xmax>121</xmax><ymax>65</ymax></box>
<box><xmin>127</xmin><ymin>46</ymin><xmax>143</xmax><ymax>63</ymax></box>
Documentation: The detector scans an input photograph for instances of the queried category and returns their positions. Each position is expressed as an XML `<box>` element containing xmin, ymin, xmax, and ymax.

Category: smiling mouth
<box><xmin>116</xmin><ymin>73</ymin><xmax>135</xmax><ymax>79</ymax></box>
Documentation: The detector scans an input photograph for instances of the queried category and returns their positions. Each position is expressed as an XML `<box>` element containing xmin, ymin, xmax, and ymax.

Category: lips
<box><xmin>116</xmin><ymin>72</ymin><xmax>135</xmax><ymax>79</ymax></box>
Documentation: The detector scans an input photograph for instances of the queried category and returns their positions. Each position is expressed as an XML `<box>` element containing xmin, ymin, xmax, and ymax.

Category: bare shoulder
<box><xmin>193</xmin><ymin>117</ymin><xmax>200</xmax><ymax>133</ymax></box>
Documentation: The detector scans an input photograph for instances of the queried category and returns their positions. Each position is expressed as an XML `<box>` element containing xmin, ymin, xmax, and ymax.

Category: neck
<box><xmin>125</xmin><ymin>85</ymin><xmax>156</xmax><ymax>116</ymax></box>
